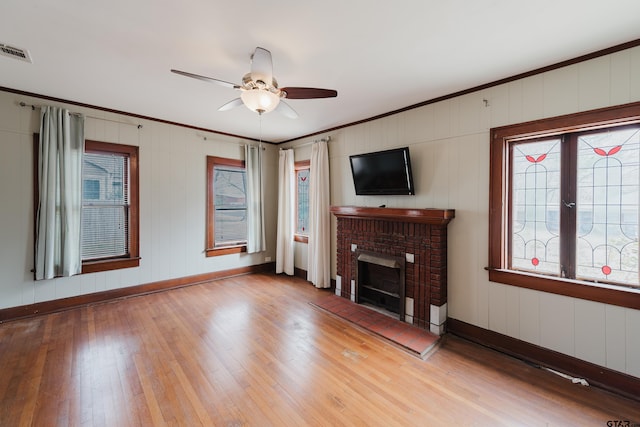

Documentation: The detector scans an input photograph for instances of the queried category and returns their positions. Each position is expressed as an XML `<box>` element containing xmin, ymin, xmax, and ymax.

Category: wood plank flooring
<box><xmin>1</xmin><ymin>273</ymin><xmax>638</xmax><ymax>426</ymax></box>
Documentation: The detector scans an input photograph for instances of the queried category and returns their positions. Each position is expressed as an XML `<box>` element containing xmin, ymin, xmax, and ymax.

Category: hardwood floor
<box><xmin>1</xmin><ymin>273</ymin><xmax>638</xmax><ymax>426</ymax></box>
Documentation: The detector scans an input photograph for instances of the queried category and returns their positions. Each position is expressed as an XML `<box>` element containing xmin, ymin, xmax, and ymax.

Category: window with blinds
<box><xmin>213</xmin><ymin>163</ymin><xmax>247</xmax><ymax>247</ymax></box>
<box><xmin>206</xmin><ymin>156</ymin><xmax>247</xmax><ymax>256</ymax></box>
<box><xmin>33</xmin><ymin>136</ymin><xmax>139</xmax><ymax>273</ymax></box>
<box><xmin>81</xmin><ymin>150</ymin><xmax>130</xmax><ymax>260</ymax></box>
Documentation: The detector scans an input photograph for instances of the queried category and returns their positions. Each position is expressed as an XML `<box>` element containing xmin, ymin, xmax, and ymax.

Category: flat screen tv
<box><xmin>349</xmin><ymin>147</ymin><xmax>415</xmax><ymax>195</ymax></box>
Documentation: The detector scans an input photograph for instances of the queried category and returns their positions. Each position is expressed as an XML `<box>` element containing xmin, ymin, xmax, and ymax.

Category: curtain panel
<box><xmin>307</xmin><ymin>140</ymin><xmax>331</xmax><ymax>288</ymax></box>
<box><xmin>35</xmin><ymin>106</ymin><xmax>85</xmax><ymax>280</ymax></box>
<box><xmin>276</xmin><ymin>149</ymin><xmax>295</xmax><ymax>275</ymax></box>
<box><xmin>245</xmin><ymin>144</ymin><xmax>266</xmax><ymax>253</ymax></box>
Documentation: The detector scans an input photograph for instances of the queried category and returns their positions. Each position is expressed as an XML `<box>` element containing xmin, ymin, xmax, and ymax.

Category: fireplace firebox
<box><xmin>356</xmin><ymin>251</ymin><xmax>405</xmax><ymax>319</ymax></box>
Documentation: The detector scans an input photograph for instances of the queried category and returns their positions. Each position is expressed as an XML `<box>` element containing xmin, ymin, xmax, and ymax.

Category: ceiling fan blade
<box><xmin>281</xmin><ymin>87</ymin><xmax>338</xmax><ymax>99</ymax></box>
<box><xmin>171</xmin><ymin>69</ymin><xmax>239</xmax><ymax>90</ymax></box>
<box><xmin>250</xmin><ymin>47</ymin><xmax>273</xmax><ymax>85</ymax></box>
<box><xmin>218</xmin><ymin>98</ymin><xmax>244</xmax><ymax>111</ymax></box>
<box><xmin>275</xmin><ymin>100</ymin><xmax>298</xmax><ymax>119</ymax></box>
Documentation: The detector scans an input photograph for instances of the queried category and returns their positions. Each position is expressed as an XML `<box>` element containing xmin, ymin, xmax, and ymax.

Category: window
<box><xmin>81</xmin><ymin>141</ymin><xmax>139</xmax><ymax>273</ymax></box>
<box><xmin>206</xmin><ymin>156</ymin><xmax>247</xmax><ymax>256</ymax></box>
<box><xmin>489</xmin><ymin>102</ymin><xmax>640</xmax><ymax>309</ymax></box>
<box><xmin>295</xmin><ymin>160</ymin><xmax>310</xmax><ymax>243</ymax></box>
<box><xmin>34</xmin><ymin>137</ymin><xmax>139</xmax><ymax>274</ymax></box>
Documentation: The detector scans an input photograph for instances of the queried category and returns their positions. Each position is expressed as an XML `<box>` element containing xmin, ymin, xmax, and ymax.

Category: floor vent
<box><xmin>0</xmin><ymin>43</ymin><xmax>32</xmax><ymax>63</ymax></box>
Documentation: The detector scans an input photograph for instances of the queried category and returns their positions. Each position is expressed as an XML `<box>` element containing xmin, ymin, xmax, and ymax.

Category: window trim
<box><xmin>489</xmin><ymin>102</ymin><xmax>640</xmax><ymax>310</ymax></box>
<box><xmin>294</xmin><ymin>160</ymin><xmax>310</xmax><ymax>244</ymax></box>
<box><xmin>206</xmin><ymin>156</ymin><xmax>247</xmax><ymax>257</ymax></box>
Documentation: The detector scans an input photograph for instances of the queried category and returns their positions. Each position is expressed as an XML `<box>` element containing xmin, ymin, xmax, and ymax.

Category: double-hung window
<box><xmin>489</xmin><ymin>102</ymin><xmax>640</xmax><ymax>308</ymax></box>
<box><xmin>295</xmin><ymin>160</ymin><xmax>310</xmax><ymax>243</ymax></box>
<box><xmin>81</xmin><ymin>141</ymin><xmax>139</xmax><ymax>273</ymax></box>
<box><xmin>206</xmin><ymin>156</ymin><xmax>247</xmax><ymax>256</ymax></box>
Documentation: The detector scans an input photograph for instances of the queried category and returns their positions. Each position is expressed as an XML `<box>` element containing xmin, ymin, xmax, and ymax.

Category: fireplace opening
<box><xmin>356</xmin><ymin>251</ymin><xmax>405</xmax><ymax>320</ymax></box>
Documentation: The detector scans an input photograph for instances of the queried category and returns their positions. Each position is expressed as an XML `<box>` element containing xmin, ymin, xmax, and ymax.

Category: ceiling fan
<box><xmin>171</xmin><ymin>47</ymin><xmax>337</xmax><ymax>118</ymax></box>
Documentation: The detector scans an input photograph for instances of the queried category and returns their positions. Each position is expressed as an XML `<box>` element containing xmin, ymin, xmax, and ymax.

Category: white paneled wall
<box><xmin>288</xmin><ymin>45</ymin><xmax>640</xmax><ymax>378</ymax></box>
<box><xmin>0</xmin><ymin>91</ymin><xmax>278</xmax><ymax>311</ymax></box>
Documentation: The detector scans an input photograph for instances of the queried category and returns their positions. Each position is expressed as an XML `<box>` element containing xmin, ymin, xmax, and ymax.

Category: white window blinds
<box><xmin>81</xmin><ymin>151</ymin><xmax>129</xmax><ymax>260</ymax></box>
<box><xmin>214</xmin><ymin>164</ymin><xmax>247</xmax><ymax>246</ymax></box>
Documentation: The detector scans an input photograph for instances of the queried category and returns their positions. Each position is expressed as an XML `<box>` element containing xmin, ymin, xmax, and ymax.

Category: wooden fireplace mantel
<box><xmin>330</xmin><ymin>206</ymin><xmax>455</xmax><ymax>225</ymax></box>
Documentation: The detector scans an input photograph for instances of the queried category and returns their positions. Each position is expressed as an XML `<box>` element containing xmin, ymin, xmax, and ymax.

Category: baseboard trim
<box><xmin>292</xmin><ymin>267</ymin><xmax>337</xmax><ymax>290</ymax></box>
<box><xmin>293</xmin><ymin>267</ymin><xmax>307</xmax><ymax>281</ymax></box>
<box><xmin>0</xmin><ymin>262</ymin><xmax>275</xmax><ymax>323</ymax></box>
<box><xmin>447</xmin><ymin>318</ymin><xmax>639</xmax><ymax>402</ymax></box>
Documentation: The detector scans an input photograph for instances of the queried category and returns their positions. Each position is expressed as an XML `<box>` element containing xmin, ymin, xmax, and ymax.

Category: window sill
<box><xmin>488</xmin><ymin>268</ymin><xmax>640</xmax><ymax>310</ymax></box>
<box><xmin>82</xmin><ymin>257</ymin><xmax>141</xmax><ymax>274</ymax></box>
<box><xmin>206</xmin><ymin>246</ymin><xmax>247</xmax><ymax>257</ymax></box>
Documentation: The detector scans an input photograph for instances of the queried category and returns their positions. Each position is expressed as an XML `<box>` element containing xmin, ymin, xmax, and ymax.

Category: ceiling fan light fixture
<box><xmin>172</xmin><ymin>47</ymin><xmax>336</xmax><ymax>118</ymax></box>
<box><xmin>241</xmin><ymin>88</ymin><xmax>280</xmax><ymax>114</ymax></box>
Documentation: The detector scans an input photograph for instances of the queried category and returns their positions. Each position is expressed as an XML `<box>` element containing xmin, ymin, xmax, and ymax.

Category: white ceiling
<box><xmin>2</xmin><ymin>1</ymin><xmax>640</xmax><ymax>143</ymax></box>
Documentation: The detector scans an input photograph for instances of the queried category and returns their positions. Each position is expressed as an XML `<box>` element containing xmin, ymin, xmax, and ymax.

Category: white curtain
<box><xmin>276</xmin><ymin>149</ymin><xmax>295</xmax><ymax>275</ymax></box>
<box><xmin>245</xmin><ymin>144</ymin><xmax>266</xmax><ymax>253</ymax></box>
<box><xmin>35</xmin><ymin>106</ymin><xmax>85</xmax><ymax>280</ymax></box>
<box><xmin>307</xmin><ymin>140</ymin><xmax>331</xmax><ymax>288</ymax></box>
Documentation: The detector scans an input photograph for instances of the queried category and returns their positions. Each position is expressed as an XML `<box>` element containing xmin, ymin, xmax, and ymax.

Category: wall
<box><xmin>0</xmin><ymin>90</ymin><xmax>278</xmax><ymax>310</ymax></box>
<box><xmin>287</xmin><ymin>46</ymin><xmax>640</xmax><ymax>379</ymax></box>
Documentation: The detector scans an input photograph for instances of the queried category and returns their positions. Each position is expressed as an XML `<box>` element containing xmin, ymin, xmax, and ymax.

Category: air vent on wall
<box><xmin>0</xmin><ymin>43</ymin><xmax>32</xmax><ymax>63</ymax></box>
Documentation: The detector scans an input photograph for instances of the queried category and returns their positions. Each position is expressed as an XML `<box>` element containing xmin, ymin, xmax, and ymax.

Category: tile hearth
<box><xmin>311</xmin><ymin>294</ymin><xmax>440</xmax><ymax>358</ymax></box>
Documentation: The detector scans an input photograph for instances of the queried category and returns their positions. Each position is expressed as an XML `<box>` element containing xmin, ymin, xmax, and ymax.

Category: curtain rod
<box><xmin>198</xmin><ymin>133</ymin><xmax>265</xmax><ymax>150</ymax></box>
<box><xmin>281</xmin><ymin>136</ymin><xmax>331</xmax><ymax>150</ymax></box>
<box><xmin>19</xmin><ymin>101</ymin><xmax>143</xmax><ymax>129</ymax></box>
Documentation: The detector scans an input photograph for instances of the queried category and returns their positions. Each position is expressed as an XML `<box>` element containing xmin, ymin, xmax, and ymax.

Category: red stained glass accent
<box><xmin>525</xmin><ymin>154</ymin><xmax>547</xmax><ymax>163</ymax></box>
<box><xmin>607</xmin><ymin>145</ymin><xmax>622</xmax><ymax>155</ymax></box>
<box><xmin>300</xmin><ymin>177</ymin><xmax>307</xmax><ymax>181</ymax></box>
<box><xmin>602</xmin><ymin>265</ymin><xmax>612</xmax><ymax>276</ymax></box>
<box><xmin>531</xmin><ymin>257</ymin><xmax>539</xmax><ymax>266</ymax></box>
<box><xmin>593</xmin><ymin>146</ymin><xmax>622</xmax><ymax>157</ymax></box>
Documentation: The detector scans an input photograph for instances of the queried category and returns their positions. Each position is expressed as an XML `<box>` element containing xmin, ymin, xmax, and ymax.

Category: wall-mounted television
<box><xmin>349</xmin><ymin>147</ymin><xmax>415</xmax><ymax>195</ymax></box>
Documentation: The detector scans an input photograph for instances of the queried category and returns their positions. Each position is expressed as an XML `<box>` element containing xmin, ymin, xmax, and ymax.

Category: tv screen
<box><xmin>349</xmin><ymin>147</ymin><xmax>415</xmax><ymax>195</ymax></box>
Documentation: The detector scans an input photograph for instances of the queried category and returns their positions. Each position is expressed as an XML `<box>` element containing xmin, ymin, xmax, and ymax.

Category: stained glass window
<box><xmin>294</xmin><ymin>160</ymin><xmax>311</xmax><ymax>241</ymax></box>
<box><xmin>576</xmin><ymin>127</ymin><xmax>640</xmax><ymax>285</ymax></box>
<box><xmin>510</xmin><ymin>139</ymin><xmax>561</xmax><ymax>275</ymax></box>
<box><xmin>507</xmin><ymin>125</ymin><xmax>640</xmax><ymax>288</ymax></box>
<box><xmin>296</xmin><ymin>168</ymin><xmax>310</xmax><ymax>235</ymax></box>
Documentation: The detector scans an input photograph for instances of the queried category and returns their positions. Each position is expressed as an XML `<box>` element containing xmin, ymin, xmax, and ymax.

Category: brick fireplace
<box><xmin>331</xmin><ymin>206</ymin><xmax>455</xmax><ymax>335</ymax></box>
